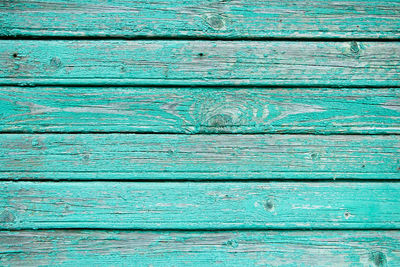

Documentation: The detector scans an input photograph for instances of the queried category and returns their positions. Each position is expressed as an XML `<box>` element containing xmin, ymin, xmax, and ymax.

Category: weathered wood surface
<box><xmin>1</xmin><ymin>41</ymin><xmax>400</xmax><ymax>86</ymax></box>
<box><xmin>1</xmin><ymin>182</ymin><xmax>399</xmax><ymax>229</ymax></box>
<box><xmin>1</xmin><ymin>134</ymin><xmax>399</xmax><ymax>180</ymax></box>
<box><xmin>2</xmin><ymin>1</ymin><xmax>399</xmax><ymax>266</ymax></box>
<box><xmin>0</xmin><ymin>230</ymin><xmax>398</xmax><ymax>266</ymax></box>
<box><xmin>1</xmin><ymin>87</ymin><xmax>399</xmax><ymax>134</ymax></box>
<box><xmin>1</xmin><ymin>0</ymin><xmax>400</xmax><ymax>39</ymax></box>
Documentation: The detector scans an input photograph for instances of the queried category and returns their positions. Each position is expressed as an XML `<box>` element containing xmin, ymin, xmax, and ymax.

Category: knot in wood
<box><xmin>264</xmin><ymin>199</ymin><xmax>274</xmax><ymax>212</ymax></box>
<box><xmin>310</xmin><ymin>152</ymin><xmax>320</xmax><ymax>160</ymax></box>
<box><xmin>350</xmin><ymin>41</ymin><xmax>360</xmax><ymax>54</ymax></box>
<box><xmin>0</xmin><ymin>210</ymin><xmax>15</xmax><ymax>223</ymax></box>
<box><xmin>369</xmin><ymin>251</ymin><xmax>387</xmax><ymax>267</ymax></box>
<box><xmin>49</xmin><ymin>57</ymin><xmax>63</xmax><ymax>70</ymax></box>
<box><xmin>225</xmin><ymin>239</ymin><xmax>238</xmax><ymax>248</ymax></box>
<box><xmin>207</xmin><ymin>114</ymin><xmax>233</xmax><ymax>128</ymax></box>
<box><xmin>205</xmin><ymin>15</ymin><xmax>226</xmax><ymax>30</ymax></box>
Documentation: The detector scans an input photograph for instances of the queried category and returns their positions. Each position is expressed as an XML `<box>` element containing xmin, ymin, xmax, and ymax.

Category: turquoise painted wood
<box><xmin>1</xmin><ymin>0</ymin><xmax>400</xmax><ymax>39</ymax></box>
<box><xmin>1</xmin><ymin>0</ymin><xmax>400</xmax><ymax>265</ymax></box>
<box><xmin>0</xmin><ymin>230</ymin><xmax>398</xmax><ymax>266</ymax></box>
<box><xmin>1</xmin><ymin>134</ymin><xmax>399</xmax><ymax>180</ymax></box>
<box><xmin>1</xmin><ymin>182</ymin><xmax>399</xmax><ymax>229</ymax></box>
<box><xmin>1</xmin><ymin>87</ymin><xmax>399</xmax><ymax>134</ymax></box>
<box><xmin>1</xmin><ymin>41</ymin><xmax>400</xmax><ymax>86</ymax></box>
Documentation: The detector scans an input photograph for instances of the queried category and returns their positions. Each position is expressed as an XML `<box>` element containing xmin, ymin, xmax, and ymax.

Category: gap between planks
<box><xmin>1</xmin><ymin>228</ymin><xmax>400</xmax><ymax>231</ymax></box>
<box><xmin>1</xmin><ymin>132</ymin><xmax>399</xmax><ymax>135</ymax></box>
<box><xmin>2</xmin><ymin>37</ymin><xmax>400</xmax><ymax>42</ymax></box>
<box><xmin>1</xmin><ymin>179</ymin><xmax>400</xmax><ymax>183</ymax></box>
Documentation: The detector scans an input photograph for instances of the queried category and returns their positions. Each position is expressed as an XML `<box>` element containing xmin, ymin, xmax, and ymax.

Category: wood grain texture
<box><xmin>2</xmin><ymin>1</ymin><xmax>400</xmax><ymax>265</ymax></box>
<box><xmin>1</xmin><ymin>182</ymin><xmax>399</xmax><ymax>229</ymax></box>
<box><xmin>0</xmin><ymin>230</ymin><xmax>398</xmax><ymax>266</ymax></box>
<box><xmin>1</xmin><ymin>134</ymin><xmax>399</xmax><ymax>180</ymax></box>
<box><xmin>1</xmin><ymin>40</ymin><xmax>400</xmax><ymax>86</ymax></box>
<box><xmin>1</xmin><ymin>87</ymin><xmax>400</xmax><ymax>134</ymax></box>
<box><xmin>1</xmin><ymin>0</ymin><xmax>400</xmax><ymax>39</ymax></box>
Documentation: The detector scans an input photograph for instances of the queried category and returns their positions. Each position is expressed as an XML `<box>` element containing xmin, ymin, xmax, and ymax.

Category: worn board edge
<box><xmin>0</xmin><ymin>230</ymin><xmax>398</xmax><ymax>266</ymax></box>
<box><xmin>2</xmin><ymin>40</ymin><xmax>400</xmax><ymax>87</ymax></box>
<box><xmin>1</xmin><ymin>0</ymin><xmax>400</xmax><ymax>39</ymax></box>
<box><xmin>1</xmin><ymin>172</ymin><xmax>400</xmax><ymax>180</ymax></box>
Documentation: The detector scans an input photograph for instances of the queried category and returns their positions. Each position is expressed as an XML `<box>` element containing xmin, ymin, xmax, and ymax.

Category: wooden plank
<box><xmin>0</xmin><ymin>134</ymin><xmax>399</xmax><ymax>180</ymax></box>
<box><xmin>1</xmin><ymin>40</ymin><xmax>400</xmax><ymax>86</ymax></box>
<box><xmin>1</xmin><ymin>182</ymin><xmax>399</xmax><ymax>229</ymax></box>
<box><xmin>1</xmin><ymin>87</ymin><xmax>400</xmax><ymax>134</ymax></box>
<box><xmin>0</xmin><ymin>230</ymin><xmax>399</xmax><ymax>266</ymax></box>
<box><xmin>1</xmin><ymin>0</ymin><xmax>400</xmax><ymax>39</ymax></box>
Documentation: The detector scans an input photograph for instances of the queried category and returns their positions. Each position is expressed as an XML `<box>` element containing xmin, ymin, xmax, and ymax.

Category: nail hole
<box><xmin>344</xmin><ymin>211</ymin><xmax>351</xmax><ymax>219</ymax></box>
<box><xmin>12</xmin><ymin>53</ymin><xmax>18</xmax><ymax>58</ymax></box>
<box><xmin>198</xmin><ymin>53</ymin><xmax>204</xmax><ymax>57</ymax></box>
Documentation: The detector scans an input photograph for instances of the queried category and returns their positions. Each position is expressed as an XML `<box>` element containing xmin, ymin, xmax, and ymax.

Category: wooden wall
<box><xmin>0</xmin><ymin>1</ymin><xmax>399</xmax><ymax>266</ymax></box>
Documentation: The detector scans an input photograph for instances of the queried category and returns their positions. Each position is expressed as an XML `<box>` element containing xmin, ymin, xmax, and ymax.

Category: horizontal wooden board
<box><xmin>1</xmin><ymin>87</ymin><xmax>400</xmax><ymax>134</ymax></box>
<box><xmin>1</xmin><ymin>40</ymin><xmax>400</xmax><ymax>86</ymax></box>
<box><xmin>1</xmin><ymin>182</ymin><xmax>399</xmax><ymax>229</ymax></box>
<box><xmin>1</xmin><ymin>134</ymin><xmax>399</xmax><ymax>180</ymax></box>
<box><xmin>0</xmin><ymin>230</ymin><xmax>399</xmax><ymax>266</ymax></box>
<box><xmin>1</xmin><ymin>0</ymin><xmax>400</xmax><ymax>39</ymax></box>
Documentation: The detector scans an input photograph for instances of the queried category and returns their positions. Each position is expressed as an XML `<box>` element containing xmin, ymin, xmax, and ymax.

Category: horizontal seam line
<box><xmin>2</xmin><ymin>84</ymin><xmax>400</xmax><ymax>89</ymax></box>
<box><xmin>1</xmin><ymin>85</ymin><xmax>400</xmax><ymax>89</ymax></box>
<box><xmin>1</xmin><ymin>179</ymin><xmax>399</xmax><ymax>182</ymax></box>
<box><xmin>1</xmin><ymin>36</ymin><xmax>400</xmax><ymax>42</ymax></box>
<box><xmin>2</xmin><ymin>228</ymin><xmax>400</xmax><ymax>231</ymax></box>
<box><xmin>0</xmin><ymin>132</ymin><xmax>399</xmax><ymax>135</ymax></box>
